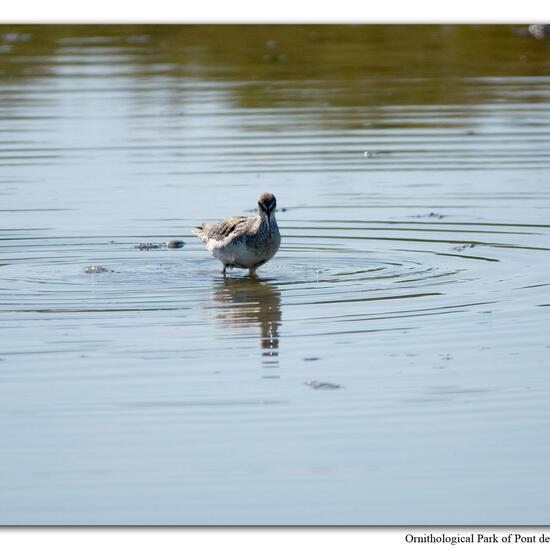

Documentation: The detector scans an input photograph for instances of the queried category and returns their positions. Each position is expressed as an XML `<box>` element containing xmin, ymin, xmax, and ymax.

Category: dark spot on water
<box><xmin>166</xmin><ymin>239</ymin><xmax>185</xmax><ymax>249</ymax></box>
<box><xmin>135</xmin><ymin>242</ymin><xmax>163</xmax><ymax>250</ymax></box>
<box><xmin>303</xmin><ymin>357</ymin><xmax>320</xmax><ymax>362</ymax></box>
<box><xmin>412</xmin><ymin>212</ymin><xmax>445</xmax><ymax>219</ymax></box>
<box><xmin>305</xmin><ymin>380</ymin><xmax>341</xmax><ymax>390</ymax></box>
<box><xmin>453</xmin><ymin>243</ymin><xmax>476</xmax><ymax>251</ymax></box>
<box><xmin>84</xmin><ymin>265</ymin><xmax>111</xmax><ymax>273</ymax></box>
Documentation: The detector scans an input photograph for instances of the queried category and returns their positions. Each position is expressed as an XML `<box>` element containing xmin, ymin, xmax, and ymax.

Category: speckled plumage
<box><xmin>193</xmin><ymin>192</ymin><xmax>281</xmax><ymax>275</ymax></box>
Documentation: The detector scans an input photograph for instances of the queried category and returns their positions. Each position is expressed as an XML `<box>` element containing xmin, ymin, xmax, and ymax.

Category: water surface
<box><xmin>1</xmin><ymin>25</ymin><xmax>550</xmax><ymax>525</ymax></box>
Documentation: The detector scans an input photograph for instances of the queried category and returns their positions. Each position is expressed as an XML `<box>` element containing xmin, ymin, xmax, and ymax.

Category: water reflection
<box><xmin>211</xmin><ymin>277</ymin><xmax>281</xmax><ymax>368</ymax></box>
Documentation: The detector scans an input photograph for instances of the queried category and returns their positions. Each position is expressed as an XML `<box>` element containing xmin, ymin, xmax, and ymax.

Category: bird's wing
<box><xmin>202</xmin><ymin>216</ymin><xmax>253</xmax><ymax>242</ymax></box>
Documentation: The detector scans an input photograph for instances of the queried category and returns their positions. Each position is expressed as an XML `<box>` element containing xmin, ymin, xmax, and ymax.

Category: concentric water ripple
<box><xmin>1</xmin><ymin>217</ymin><xmax>548</xmax><ymax>353</ymax></box>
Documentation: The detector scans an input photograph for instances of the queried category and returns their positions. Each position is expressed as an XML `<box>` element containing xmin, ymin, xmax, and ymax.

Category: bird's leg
<box><xmin>222</xmin><ymin>265</ymin><xmax>227</xmax><ymax>277</ymax></box>
<box><xmin>249</xmin><ymin>267</ymin><xmax>257</xmax><ymax>278</ymax></box>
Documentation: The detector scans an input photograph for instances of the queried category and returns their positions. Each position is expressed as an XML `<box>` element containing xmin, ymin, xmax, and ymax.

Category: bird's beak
<box><xmin>267</xmin><ymin>211</ymin><xmax>271</xmax><ymax>237</ymax></box>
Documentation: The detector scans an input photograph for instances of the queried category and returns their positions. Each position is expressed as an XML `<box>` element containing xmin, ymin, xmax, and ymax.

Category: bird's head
<box><xmin>257</xmin><ymin>192</ymin><xmax>277</xmax><ymax>236</ymax></box>
<box><xmin>257</xmin><ymin>192</ymin><xmax>277</xmax><ymax>215</ymax></box>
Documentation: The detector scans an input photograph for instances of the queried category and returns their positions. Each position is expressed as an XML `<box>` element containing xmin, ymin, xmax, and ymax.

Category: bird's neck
<box><xmin>258</xmin><ymin>212</ymin><xmax>277</xmax><ymax>226</ymax></box>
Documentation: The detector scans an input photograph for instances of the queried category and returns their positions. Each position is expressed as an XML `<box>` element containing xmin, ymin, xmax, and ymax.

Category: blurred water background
<box><xmin>0</xmin><ymin>24</ymin><xmax>550</xmax><ymax>524</ymax></box>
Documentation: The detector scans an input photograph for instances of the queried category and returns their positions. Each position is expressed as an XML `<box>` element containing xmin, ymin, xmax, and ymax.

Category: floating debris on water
<box><xmin>303</xmin><ymin>357</ymin><xmax>320</xmax><ymax>362</ymax></box>
<box><xmin>305</xmin><ymin>380</ymin><xmax>341</xmax><ymax>390</ymax></box>
<box><xmin>135</xmin><ymin>242</ymin><xmax>163</xmax><ymax>250</ymax></box>
<box><xmin>413</xmin><ymin>212</ymin><xmax>445</xmax><ymax>219</ymax></box>
<box><xmin>166</xmin><ymin>239</ymin><xmax>185</xmax><ymax>249</ymax></box>
<box><xmin>84</xmin><ymin>265</ymin><xmax>111</xmax><ymax>274</ymax></box>
<box><xmin>453</xmin><ymin>243</ymin><xmax>476</xmax><ymax>251</ymax></box>
<box><xmin>135</xmin><ymin>240</ymin><xmax>185</xmax><ymax>250</ymax></box>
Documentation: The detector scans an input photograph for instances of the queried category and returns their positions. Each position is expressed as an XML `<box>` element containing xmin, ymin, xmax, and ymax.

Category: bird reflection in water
<box><xmin>211</xmin><ymin>277</ymin><xmax>281</xmax><ymax>371</ymax></box>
